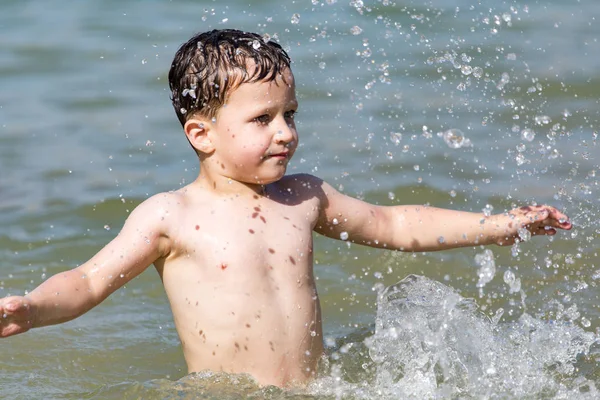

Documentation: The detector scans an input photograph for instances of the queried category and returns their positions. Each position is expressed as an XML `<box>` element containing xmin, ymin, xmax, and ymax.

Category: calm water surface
<box><xmin>1</xmin><ymin>0</ymin><xmax>599</xmax><ymax>398</ymax></box>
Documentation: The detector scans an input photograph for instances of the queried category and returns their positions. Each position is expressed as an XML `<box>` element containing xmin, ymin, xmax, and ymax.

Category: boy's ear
<box><xmin>184</xmin><ymin>117</ymin><xmax>215</xmax><ymax>154</ymax></box>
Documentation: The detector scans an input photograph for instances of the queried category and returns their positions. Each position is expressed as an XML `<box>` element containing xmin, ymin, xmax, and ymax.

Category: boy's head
<box><xmin>168</xmin><ymin>29</ymin><xmax>292</xmax><ymax>126</ymax></box>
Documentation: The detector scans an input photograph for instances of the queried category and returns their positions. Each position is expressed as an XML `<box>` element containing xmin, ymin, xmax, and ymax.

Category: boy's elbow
<box><xmin>385</xmin><ymin>208</ymin><xmax>419</xmax><ymax>252</ymax></box>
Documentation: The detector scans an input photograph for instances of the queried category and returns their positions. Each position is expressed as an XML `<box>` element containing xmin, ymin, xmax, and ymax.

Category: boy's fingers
<box><xmin>545</xmin><ymin>207</ymin><xmax>572</xmax><ymax>228</ymax></box>
<box><xmin>545</xmin><ymin>215</ymin><xmax>571</xmax><ymax>230</ymax></box>
<box><xmin>527</xmin><ymin>206</ymin><xmax>571</xmax><ymax>230</ymax></box>
<box><xmin>1</xmin><ymin>299</ymin><xmax>27</xmax><ymax>315</ymax></box>
<box><xmin>5</xmin><ymin>301</ymin><xmax>19</xmax><ymax>312</ymax></box>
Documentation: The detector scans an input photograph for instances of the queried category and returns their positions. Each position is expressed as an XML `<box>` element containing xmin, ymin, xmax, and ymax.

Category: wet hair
<box><xmin>168</xmin><ymin>29</ymin><xmax>292</xmax><ymax>126</ymax></box>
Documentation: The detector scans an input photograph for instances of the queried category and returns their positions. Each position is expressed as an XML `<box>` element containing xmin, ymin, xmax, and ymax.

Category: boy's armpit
<box><xmin>302</xmin><ymin>176</ymin><xmax>383</xmax><ymax>244</ymax></box>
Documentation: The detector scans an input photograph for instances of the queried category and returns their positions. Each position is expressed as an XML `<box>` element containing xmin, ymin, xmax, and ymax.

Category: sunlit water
<box><xmin>1</xmin><ymin>0</ymin><xmax>599</xmax><ymax>399</ymax></box>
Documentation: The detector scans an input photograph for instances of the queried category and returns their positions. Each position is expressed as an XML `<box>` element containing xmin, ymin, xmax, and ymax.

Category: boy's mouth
<box><xmin>266</xmin><ymin>151</ymin><xmax>290</xmax><ymax>159</ymax></box>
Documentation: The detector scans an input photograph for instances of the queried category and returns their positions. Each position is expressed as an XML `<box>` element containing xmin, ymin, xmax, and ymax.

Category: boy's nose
<box><xmin>273</xmin><ymin>120</ymin><xmax>295</xmax><ymax>144</ymax></box>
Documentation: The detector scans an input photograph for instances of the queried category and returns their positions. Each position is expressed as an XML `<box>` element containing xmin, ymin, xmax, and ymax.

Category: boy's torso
<box><xmin>153</xmin><ymin>175</ymin><xmax>324</xmax><ymax>386</ymax></box>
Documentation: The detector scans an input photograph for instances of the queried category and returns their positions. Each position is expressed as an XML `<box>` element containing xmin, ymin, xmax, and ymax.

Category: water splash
<box><xmin>311</xmin><ymin>275</ymin><xmax>598</xmax><ymax>399</ymax></box>
<box><xmin>475</xmin><ymin>249</ymin><xmax>496</xmax><ymax>293</ymax></box>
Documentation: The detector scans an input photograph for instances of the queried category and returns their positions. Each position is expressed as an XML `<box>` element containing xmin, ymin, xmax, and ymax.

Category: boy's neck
<box><xmin>194</xmin><ymin>172</ymin><xmax>268</xmax><ymax>198</ymax></box>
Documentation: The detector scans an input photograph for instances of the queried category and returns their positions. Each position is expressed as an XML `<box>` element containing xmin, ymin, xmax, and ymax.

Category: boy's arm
<box><xmin>311</xmin><ymin>177</ymin><xmax>571</xmax><ymax>251</ymax></box>
<box><xmin>0</xmin><ymin>194</ymin><xmax>172</xmax><ymax>337</ymax></box>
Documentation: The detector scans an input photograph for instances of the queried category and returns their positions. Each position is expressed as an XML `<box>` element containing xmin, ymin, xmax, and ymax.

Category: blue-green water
<box><xmin>1</xmin><ymin>1</ymin><xmax>598</xmax><ymax>398</ymax></box>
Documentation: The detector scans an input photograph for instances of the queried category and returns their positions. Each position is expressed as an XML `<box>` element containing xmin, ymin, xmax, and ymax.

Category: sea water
<box><xmin>1</xmin><ymin>0</ymin><xmax>599</xmax><ymax>398</ymax></box>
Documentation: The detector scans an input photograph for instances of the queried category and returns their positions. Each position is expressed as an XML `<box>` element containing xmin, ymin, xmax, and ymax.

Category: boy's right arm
<box><xmin>0</xmin><ymin>194</ymin><xmax>173</xmax><ymax>338</ymax></box>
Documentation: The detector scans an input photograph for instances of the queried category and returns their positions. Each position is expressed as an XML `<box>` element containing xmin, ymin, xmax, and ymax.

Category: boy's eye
<box><xmin>285</xmin><ymin>110</ymin><xmax>297</xmax><ymax>120</ymax></box>
<box><xmin>254</xmin><ymin>115</ymin><xmax>271</xmax><ymax>125</ymax></box>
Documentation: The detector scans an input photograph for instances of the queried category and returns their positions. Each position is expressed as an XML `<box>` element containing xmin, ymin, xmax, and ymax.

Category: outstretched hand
<box><xmin>493</xmin><ymin>205</ymin><xmax>572</xmax><ymax>246</ymax></box>
<box><xmin>0</xmin><ymin>296</ymin><xmax>34</xmax><ymax>338</ymax></box>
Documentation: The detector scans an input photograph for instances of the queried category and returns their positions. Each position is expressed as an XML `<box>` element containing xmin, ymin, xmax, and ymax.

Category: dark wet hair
<box><xmin>168</xmin><ymin>29</ymin><xmax>292</xmax><ymax>126</ymax></box>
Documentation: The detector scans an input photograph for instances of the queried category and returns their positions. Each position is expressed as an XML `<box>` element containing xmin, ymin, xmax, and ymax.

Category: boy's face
<box><xmin>208</xmin><ymin>68</ymin><xmax>298</xmax><ymax>186</ymax></box>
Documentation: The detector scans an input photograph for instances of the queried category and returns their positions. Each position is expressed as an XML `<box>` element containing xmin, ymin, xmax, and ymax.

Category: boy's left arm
<box><xmin>312</xmin><ymin>177</ymin><xmax>571</xmax><ymax>251</ymax></box>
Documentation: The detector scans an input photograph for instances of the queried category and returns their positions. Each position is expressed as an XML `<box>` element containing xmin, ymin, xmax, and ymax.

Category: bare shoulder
<box><xmin>133</xmin><ymin>190</ymin><xmax>185</xmax><ymax>217</ymax></box>
<box><xmin>124</xmin><ymin>189</ymin><xmax>190</xmax><ymax>234</ymax></box>
<box><xmin>115</xmin><ymin>189</ymin><xmax>193</xmax><ymax>258</ymax></box>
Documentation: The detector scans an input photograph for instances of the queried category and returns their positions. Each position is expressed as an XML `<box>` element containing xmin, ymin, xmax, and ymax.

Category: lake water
<box><xmin>1</xmin><ymin>0</ymin><xmax>599</xmax><ymax>398</ymax></box>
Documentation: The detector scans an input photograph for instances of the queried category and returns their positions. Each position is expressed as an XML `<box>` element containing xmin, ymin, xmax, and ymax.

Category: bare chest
<box><xmin>165</xmin><ymin>196</ymin><xmax>319</xmax><ymax>282</ymax></box>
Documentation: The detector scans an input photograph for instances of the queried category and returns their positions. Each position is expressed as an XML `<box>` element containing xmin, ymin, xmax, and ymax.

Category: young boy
<box><xmin>0</xmin><ymin>29</ymin><xmax>571</xmax><ymax>388</ymax></box>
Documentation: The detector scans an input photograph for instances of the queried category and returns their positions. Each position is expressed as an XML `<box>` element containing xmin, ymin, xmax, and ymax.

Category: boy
<box><xmin>0</xmin><ymin>29</ymin><xmax>571</xmax><ymax>387</ymax></box>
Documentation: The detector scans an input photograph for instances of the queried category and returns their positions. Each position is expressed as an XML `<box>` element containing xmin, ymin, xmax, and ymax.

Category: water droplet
<box><xmin>482</xmin><ymin>204</ymin><xmax>494</xmax><ymax>217</ymax></box>
<box><xmin>388</xmin><ymin>192</ymin><xmax>395</xmax><ymax>200</ymax></box>
<box><xmin>518</xmin><ymin>227</ymin><xmax>532</xmax><ymax>242</ymax></box>
<box><xmin>104</xmin><ymin>225</ymin><xmax>111</xmax><ymax>231</ymax></box>
<box><xmin>350</xmin><ymin>26</ymin><xmax>363</xmax><ymax>35</ymax></box>
<box><xmin>324</xmin><ymin>336</ymin><xmax>336</xmax><ymax>347</ymax></box>
<box><xmin>534</xmin><ymin>115</ymin><xmax>551</xmax><ymax>125</ymax></box>
<box><xmin>475</xmin><ymin>249</ymin><xmax>496</xmax><ymax>290</ymax></box>
<box><xmin>503</xmin><ymin>269</ymin><xmax>521</xmax><ymax>293</ymax></box>
<box><xmin>182</xmin><ymin>87</ymin><xmax>197</xmax><ymax>99</ymax></box>
<box><xmin>389</xmin><ymin>132</ymin><xmax>402</xmax><ymax>145</ymax></box>
<box><xmin>440</xmin><ymin>129</ymin><xmax>472</xmax><ymax>149</ymax></box>
<box><xmin>340</xmin><ymin>231</ymin><xmax>349</xmax><ymax>241</ymax></box>
<box><xmin>290</xmin><ymin>13</ymin><xmax>300</xmax><ymax>24</ymax></box>
<box><xmin>252</xmin><ymin>40</ymin><xmax>261</xmax><ymax>50</ymax></box>
<box><xmin>521</xmin><ymin>128</ymin><xmax>535</xmax><ymax>142</ymax></box>
<box><xmin>503</xmin><ymin>270</ymin><xmax>515</xmax><ymax>285</ymax></box>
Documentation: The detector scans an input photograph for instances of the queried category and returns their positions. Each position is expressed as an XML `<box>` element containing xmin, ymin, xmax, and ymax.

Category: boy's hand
<box><xmin>0</xmin><ymin>296</ymin><xmax>34</xmax><ymax>338</ymax></box>
<box><xmin>493</xmin><ymin>205</ymin><xmax>572</xmax><ymax>246</ymax></box>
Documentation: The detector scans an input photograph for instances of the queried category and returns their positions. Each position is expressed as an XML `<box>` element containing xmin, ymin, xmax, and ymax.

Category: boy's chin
<box><xmin>251</xmin><ymin>176</ymin><xmax>285</xmax><ymax>186</ymax></box>
<box><xmin>246</xmin><ymin>172</ymin><xmax>287</xmax><ymax>186</ymax></box>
